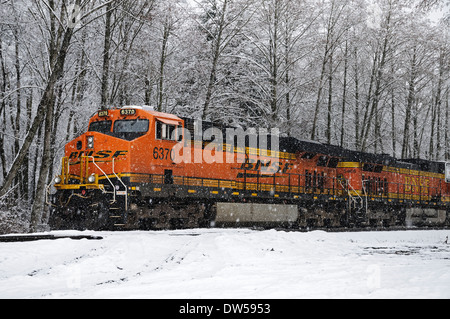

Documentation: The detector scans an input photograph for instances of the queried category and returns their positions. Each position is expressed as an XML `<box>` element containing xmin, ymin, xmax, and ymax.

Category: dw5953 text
<box><xmin>223</xmin><ymin>303</ymin><xmax>270</xmax><ymax>314</ymax></box>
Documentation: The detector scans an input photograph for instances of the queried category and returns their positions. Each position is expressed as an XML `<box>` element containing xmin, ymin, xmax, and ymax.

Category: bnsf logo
<box><xmin>237</xmin><ymin>159</ymin><xmax>292</xmax><ymax>177</ymax></box>
<box><xmin>68</xmin><ymin>150</ymin><xmax>128</xmax><ymax>159</ymax></box>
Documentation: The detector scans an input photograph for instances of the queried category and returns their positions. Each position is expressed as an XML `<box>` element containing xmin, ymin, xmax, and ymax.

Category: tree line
<box><xmin>0</xmin><ymin>0</ymin><xmax>448</xmax><ymax>231</ymax></box>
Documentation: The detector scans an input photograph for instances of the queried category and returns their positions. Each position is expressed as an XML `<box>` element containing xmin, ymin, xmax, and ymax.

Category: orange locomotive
<box><xmin>48</xmin><ymin>106</ymin><xmax>450</xmax><ymax>230</ymax></box>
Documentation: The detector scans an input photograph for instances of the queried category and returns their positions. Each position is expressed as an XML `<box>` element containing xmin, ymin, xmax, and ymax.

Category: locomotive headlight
<box><xmin>87</xmin><ymin>136</ymin><xmax>94</xmax><ymax>149</ymax></box>
<box><xmin>87</xmin><ymin>174</ymin><xmax>96</xmax><ymax>183</ymax></box>
<box><xmin>54</xmin><ymin>176</ymin><xmax>62</xmax><ymax>184</ymax></box>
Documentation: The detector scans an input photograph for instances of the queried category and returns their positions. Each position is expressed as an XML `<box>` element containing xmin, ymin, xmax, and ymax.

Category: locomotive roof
<box><xmin>399</xmin><ymin>159</ymin><xmax>445</xmax><ymax>174</ymax></box>
<box><xmin>265</xmin><ymin>137</ymin><xmax>444</xmax><ymax>176</ymax></box>
<box><xmin>279</xmin><ymin>137</ymin><xmax>390</xmax><ymax>162</ymax></box>
<box><xmin>280</xmin><ymin>137</ymin><xmax>444</xmax><ymax>174</ymax></box>
<box><xmin>121</xmin><ymin>106</ymin><xmax>183</xmax><ymax>122</ymax></box>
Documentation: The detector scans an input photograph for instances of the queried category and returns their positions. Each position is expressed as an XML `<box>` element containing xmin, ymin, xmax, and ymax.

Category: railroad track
<box><xmin>274</xmin><ymin>225</ymin><xmax>450</xmax><ymax>233</ymax></box>
<box><xmin>0</xmin><ymin>234</ymin><xmax>103</xmax><ymax>242</ymax></box>
<box><xmin>1</xmin><ymin>225</ymin><xmax>448</xmax><ymax>243</ymax></box>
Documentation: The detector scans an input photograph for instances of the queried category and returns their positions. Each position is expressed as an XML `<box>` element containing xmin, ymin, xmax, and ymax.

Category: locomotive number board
<box><xmin>120</xmin><ymin>109</ymin><xmax>136</xmax><ymax>116</ymax></box>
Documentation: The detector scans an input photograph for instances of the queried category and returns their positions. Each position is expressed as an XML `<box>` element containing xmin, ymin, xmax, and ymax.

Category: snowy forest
<box><xmin>0</xmin><ymin>0</ymin><xmax>449</xmax><ymax>233</ymax></box>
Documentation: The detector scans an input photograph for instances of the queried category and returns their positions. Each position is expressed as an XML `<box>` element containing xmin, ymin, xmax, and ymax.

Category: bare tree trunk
<box><xmin>353</xmin><ymin>47</ymin><xmax>360</xmax><ymax>150</ymax></box>
<box><xmin>445</xmin><ymin>88</ymin><xmax>449</xmax><ymax>161</ymax></box>
<box><xmin>429</xmin><ymin>95</ymin><xmax>437</xmax><ymax>159</ymax></box>
<box><xmin>326</xmin><ymin>54</ymin><xmax>333</xmax><ymax>144</ymax></box>
<box><xmin>311</xmin><ymin>42</ymin><xmax>329</xmax><ymax>141</ymax></box>
<box><xmin>0</xmin><ymin>38</ymin><xmax>8</xmax><ymax>181</ymax></box>
<box><xmin>413</xmin><ymin>100</ymin><xmax>419</xmax><ymax>158</ymax></box>
<box><xmin>30</xmin><ymin>87</ymin><xmax>56</xmax><ymax>231</ymax></box>
<box><xmin>100</xmin><ymin>1</ymin><xmax>113</xmax><ymax>109</ymax></box>
<box><xmin>41</xmin><ymin>85</ymin><xmax>63</xmax><ymax>225</ymax></box>
<box><xmin>436</xmin><ymin>99</ymin><xmax>441</xmax><ymax>159</ymax></box>
<box><xmin>202</xmin><ymin>0</ymin><xmax>229</xmax><ymax>120</ymax></box>
<box><xmin>284</xmin><ymin>23</ymin><xmax>291</xmax><ymax>136</ymax></box>
<box><xmin>390</xmin><ymin>84</ymin><xmax>396</xmax><ymax>157</ymax></box>
<box><xmin>361</xmin><ymin>40</ymin><xmax>389</xmax><ymax>152</ymax></box>
<box><xmin>311</xmin><ymin>0</ymin><xmax>340</xmax><ymax>141</ymax></box>
<box><xmin>13</xmin><ymin>27</ymin><xmax>22</xmax><ymax>200</ymax></box>
<box><xmin>30</xmin><ymin>123</ymin><xmax>43</xmax><ymax>201</ymax></box>
<box><xmin>401</xmin><ymin>46</ymin><xmax>417</xmax><ymax>159</ymax></box>
<box><xmin>22</xmin><ymin>92</ymin><xmax>33</xmax><ymax>203</ymax></box>
<box><xmin>157</xmin><ymin>18</ymin><xmax>171</xmax><ymax>112</ymax></box>
<box><xmin>340</xmin><ymin>41</ymin><xmax>348</xmax><ymax>147</ymax></box>
<box><xmin>269</xmin><ymin>0</ymin><xmax>280</xmax><ymax>127</ymax></box>
<box><xmin>359</xmin><ymin>51</ymin><xmax>377</xmax><ymax>150</ymax></box>
<box><xmin>433</xmin><ymin>51</ymin><xmax>444</xmax><ymax>159</ymax></box>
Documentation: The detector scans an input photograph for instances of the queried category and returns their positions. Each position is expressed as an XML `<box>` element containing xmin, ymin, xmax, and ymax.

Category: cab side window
<box><xmin>156</xmin><ymin>121</ymin><xmax>180</xmax><ymax>141</ymax></box>
<box><xmin>156</xmin><ymin>121</ymin><xmax>163</xmax><ymax>139</ymax></box>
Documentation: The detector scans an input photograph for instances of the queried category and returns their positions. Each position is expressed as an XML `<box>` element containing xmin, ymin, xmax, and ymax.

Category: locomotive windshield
<box><xmin>112</xmin><ymin>119</ymin><xmax>149</xmax><ymax>141</ymax></box>
<box><xmin>89</xmin><ymin>120</ymin><xmax>112</xmax><ymax>133</ymax></box>
<box><xmin>114</xmin><ymin>119</ymin><xmax>149</xmax><ymax>133</ymax></box>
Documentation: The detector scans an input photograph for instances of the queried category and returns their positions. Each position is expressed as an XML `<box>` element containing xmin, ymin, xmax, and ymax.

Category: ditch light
<box><xmin>87</xmin><ymin>136</ymin><xmax>94</xmax><ymax>149</ymax></box>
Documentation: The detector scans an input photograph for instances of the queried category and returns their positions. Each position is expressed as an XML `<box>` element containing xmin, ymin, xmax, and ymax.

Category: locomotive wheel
<box><xmin>86</xmin><ymin>200</ymin><xmax>112</xmax><ymax>231</ymax></box>
<box><xmin>48</xmin><ymin>206</ymin><xmax>65</xmax><ymax>230</ymax></box>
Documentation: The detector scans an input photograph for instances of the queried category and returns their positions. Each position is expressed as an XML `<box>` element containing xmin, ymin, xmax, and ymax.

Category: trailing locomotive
<box><xmin>48</xmin><ymin>106</ymin><xmax>450</xmax><ymax>230</ymax></box>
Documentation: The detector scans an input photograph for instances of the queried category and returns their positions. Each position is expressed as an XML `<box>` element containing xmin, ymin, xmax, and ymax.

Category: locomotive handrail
<box><xmin>347</xmin><ymin>179</ymin><xmax>367</xmax><ymax>215</ymax></box>
<box><xmin>145</xmin><ymin>171</ymin><xmax>447</xmax><ymax>208</ymax></box>
<box><xmin>112</xmin><ymin>158</ymin><xmax>128</xmax><ymax>212</ymax></box>
<box><xmin>88</xmin><ymin>156</ymin><xmax>115</xmax><ymax>202</ymax></box>
<box><xmin>133</xmin><ymin>169</ymin><xmax>446</xmax><ymax>207</ymax></box>
<box><xmin>62</xmin><ymin>157</ymin><xmax>70</xmax><ymax>184</ymax></box>
<box><xmin>359</xmin><ymin>181</ymin><xmax>369</xmax><ymax>213</ymax></box>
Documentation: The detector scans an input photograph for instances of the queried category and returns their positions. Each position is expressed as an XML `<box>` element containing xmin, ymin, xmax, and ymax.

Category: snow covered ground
<box><xmin>0</xmin><ymin>228</ymin><xmax>449</xmax><ymax>299</ymax></box>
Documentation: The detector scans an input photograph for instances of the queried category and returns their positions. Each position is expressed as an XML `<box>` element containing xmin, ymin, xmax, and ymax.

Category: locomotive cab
<box><xmin>54</xmin><ymin>106</ymin><xmax>183</xmax><ymax>187</ymax></box>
